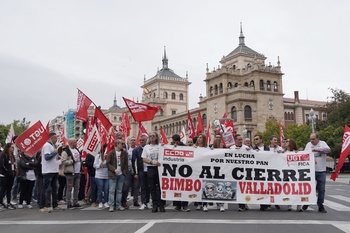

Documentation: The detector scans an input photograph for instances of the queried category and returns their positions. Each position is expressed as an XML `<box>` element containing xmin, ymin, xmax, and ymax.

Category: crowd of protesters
<box><xmin>0</xmin><ymin>131</ymin><xmax>330</xmax><ymax>214</ymax></box>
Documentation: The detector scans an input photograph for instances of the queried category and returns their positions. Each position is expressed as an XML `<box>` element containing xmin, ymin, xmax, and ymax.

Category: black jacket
<box><xmin>84</xmin><ymin>153</ymin><xmax>96</xmax><ymax>177</ymax></box>
<box><xmin>18</xmin><ymin>155</ymin><xmax>38</xmax><ymax>178</ymax></box>
<box><xmin>0</xmin><ymin>153</ymin><xmax>15</xmax><ymax>178</ymax></box>
<box><xmin>132</xmin><ymin>146</ymin><xmax>144</xmax><ymax>175</ymax></box>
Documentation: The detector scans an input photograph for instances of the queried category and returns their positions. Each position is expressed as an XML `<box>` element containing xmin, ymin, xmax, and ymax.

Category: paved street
<box><xmin>1</xmin><ymin>174</ymin><xmax>350</xmax><ymax>233</ymax></box>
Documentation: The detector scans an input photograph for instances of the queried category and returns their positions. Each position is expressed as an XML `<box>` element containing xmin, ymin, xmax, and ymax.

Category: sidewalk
<box><xmin>328</xmin><ymin>173</ymin><xmax>350</xmax><ymax>184</ymax></box>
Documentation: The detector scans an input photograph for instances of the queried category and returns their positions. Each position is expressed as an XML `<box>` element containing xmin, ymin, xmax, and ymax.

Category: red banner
<box><xmin>331</xmin><ymin>125</ymin><xmax>350</xmax><ymax>181</ymax></box>
<box><xmin>76</xmin><ymin>89</ymin><xmax>93</xmax><ymax>122</ymax></box>
<box><xmin>187</xmin><ymin>111</ymin><xmax>195</xmax><ymax>139</ymax></box>
<box><xmin>196</xmin><ymin>111</ymin><xmax>204</xmax><ymax>136</ymax></box>
<box><xmin>57</xmin><ymin>125</ymin><xmax>68</xmax><ymax>146</ymax></box>
<box><xmin>83</xmin><ymin>124</ymin><xmax>101</xmax><ymax>156</ymax></box>
<box><xmin>123</xmin><ymin>97</ymin><xmax>161</xmax><ymax>122</ymax></box>
<box><xmin>159</xmin><ymin>127</ymin><xmax>168</xmax><ymax>144</ymax></box>
<box><xmin>105</xmin><ymin>129</ymin><xmax>116</xmax><ymax>156</ymax></box>
<box><xmin>135</xmin><ymin>122</ymin><xmax>148</xmax><ymax>146</ymax></box>
<box><xmin>119</xmin><ymin>112</ymin><xmax>131</xmax><ymax>140</ymax></box>
<box><xmin>14</xmin><ymin>121</ymin><xmax>49</xmax><ymax>157</ymax></box>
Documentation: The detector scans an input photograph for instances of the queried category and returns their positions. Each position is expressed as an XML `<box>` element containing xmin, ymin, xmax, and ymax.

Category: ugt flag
<box><xmin>14</xmin><ymin>121</ymin><xmax>49</xmax><ymax>157</ymax></box>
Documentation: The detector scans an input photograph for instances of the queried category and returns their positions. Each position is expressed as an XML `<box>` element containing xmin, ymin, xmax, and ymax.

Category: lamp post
<box><xmin>309</xmin><ymin>108</ymin><xmax>316</xmax><ymax>133</ymax></box>
<box><xmin>242</xmin><ymin>125</ymin><xmax>247</xmax><ymax>138</ymax></box>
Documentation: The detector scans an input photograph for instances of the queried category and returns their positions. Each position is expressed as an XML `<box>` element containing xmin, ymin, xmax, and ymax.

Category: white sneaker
<box><xmin>104</xmin><ymin>203</ymin><xmax>110</xmax><ymax>208</ymax></box>
<box><xmin>146</xmin><ymin>203</ymin><xmax>152</xmax><ymax>209</ymax></box>
<box><xmin>220</xmin><ymin>206</ymin><xmax>225</xmax><ymax>212</ymax></box>
<box><xmin>98</xmin><ymin>203</ymin><xmax>103</xmax><ymax>209</ymax></box>
<box><xmin>17</xmin><ymin>204</ymin><xmax>23</xmax><ymax>209</ymax></box>
<box><xmin>11</xmin><ymin>200</ymin><xmax>17</xmax><ymax>205</ymax></box>
<box><xmin>27</xmin><ymin>204</ymin><xmax>33</xmax><ymax>209</ymax></box>
<box><xmin>109</xmin><ymin>207</ymin><xmax>114</xmax><ymax>212</ymax></box>
<box><xmin>139</xmin><ymin>204</ymin><xmax>146</xmax><ymax>210</ymax></box>
<box><xmin>196</xmin><ymin>205</ymin><xmax>202</xmax><ymax>210</ymax></box>
<box><xmin>203</xmin><ymin>205</ymin><xmax>208</xmax><ymax>212</ymax></box>
<box><xmin>117</xmin><ymin>206</ymin><xmax>125</xmax><ymax>211</ymax></box>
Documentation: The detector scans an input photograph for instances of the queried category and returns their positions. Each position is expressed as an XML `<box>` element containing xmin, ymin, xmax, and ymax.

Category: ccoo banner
<box><xmin>158</xmin><ymin>145</ymin><xmax>317</xmax><ymax>205</ymax></box>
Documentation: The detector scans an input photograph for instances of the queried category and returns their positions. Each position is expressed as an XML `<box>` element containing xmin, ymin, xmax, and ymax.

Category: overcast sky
<box><xmin>1</xmin><ymin>0</ymin><xmax>349</xmax><ymax>126</ymax></box>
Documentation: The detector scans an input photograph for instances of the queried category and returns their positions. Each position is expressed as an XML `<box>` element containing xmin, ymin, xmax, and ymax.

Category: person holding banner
<box><xmin>212</xmin><ymin>138</ymin><xmax>226</xmax><ymax>212</ymax></box>
<box><xmin>269</xmin><ymin>135</ymin><xmax>283</xmax><ymax>153</ymax></box>
<box><xmin>39</xmin><ymin>133</ymin><xmax>61</xmax><ymax>212</ymax></box>
<box><xmin>0</xmin><ymin>143</ymin><xmax>17</xmax><ymax>210</ymax></box>
<box><xmin>142</xmin><ymin>131</ymin><xmax>165</xmax><ymax>213</ymax></box>
<box><xmin>194</xmin><ymin>133</ymin><xmax>210</xmax><ymax>212</ymax></box>
<box><xmin>132</xmin><ymin>134</ymin><xmax>151</xmax><ymax>211</ymax></box>
<box><xmin>106</xmin><ymin>139</ymin><xmax>128</xmax><ymax>212</ymax></box>
<box><xmin>302</xmin><ymin>133</ymin><xmax>330</xmax><ymax>213</ymax></box>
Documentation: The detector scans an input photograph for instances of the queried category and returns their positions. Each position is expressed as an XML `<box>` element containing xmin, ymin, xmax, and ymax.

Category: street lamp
<box><xmin>242</xmin><ymin>125</ymin><xmax>247</xmax><ymax>138</ymax></box>
<box><xmin>309</xmin><ymin>108</ymin><xmax>316</xmax><ymax>133</ymax></box>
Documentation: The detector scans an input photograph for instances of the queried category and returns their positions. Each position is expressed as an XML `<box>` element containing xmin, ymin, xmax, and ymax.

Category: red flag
<box><xmin>123</xmin><ymin>97</ymin><xmax>161</xmax><ymax>122</ymax></box>
<box><xmin>135</xmin><ymin>122</ymin><xmax>148</xmax><ymax>146</ymax></box>
<box><xmin>94</xmin><ymin>107</ymin><xmax>112</xmax><ymax>131</ymax></box>
<box><xmin>119</xmin><ymin>112</ymin><xmax>131</xmax><ymax>140</ymax></box>
<box><xmin>105</xmin><ymin>129</ymin><xmax>116</xmax><ymax>156</ymax></box>
<box><xmin>76</xmin><ymin>138</ymin><xmax>84</xmax><ymax>151</ymax></box>
<box><xmin>45</xmin><ymin>121</ymin><xmax>50</xmax><ymax>134</ymax></box>
<box><xmin>331</xmin><ymin>125</ymin><xmax>350</xmax><ymax>181</ymax></box>
<box><xmin>96</xmin><ymin>118</ymin><xmax>108</xmax><ymax>146</ymax></box>
<box><xmin>82</xmin><ymin>117</ymin><xmax>94</xmax><ymax>158</ymax></box>
<box><xmin>187</xmin><ymin>111</ymin><xmax>195</xmax><ymax>139</ymax></box>
<box><xmin>76</xmin><ymin>89</ymin><xmax>93</xmax><ymax>122</ymax></box>
<box><xmin>159</xmin><ymin>127</ymin><xmax>168</xmax><ymax>144</ymax></box>
<box><xmin>279</xmin><ymin>121</ymin><xmax>285</xmax><ymax>147</ymax></box>
<box><xmin>206</xmin><ymin>123</ymin><xmax>211</xmax><ymax>146</ymax></box>
<box><xmin>57</xmin><ymin>125</ymin><xmax>68</xmax><ymax>146</ymax></box>
<box><xmin>14</xmin><ymin>121</ymin><xmax>49</xmax><ymax>157</ymax></box>
<box><xmin>196</xmin><ymin>111</ymin><xmax>204</xmax><ymax>136</ymax></box>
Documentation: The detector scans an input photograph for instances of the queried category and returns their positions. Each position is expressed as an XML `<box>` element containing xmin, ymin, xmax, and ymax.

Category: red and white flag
<box><xmin>222</xmin><ymin>113</ymin><xmax>235</xmax><ymax>138</ymax></box>
<box><xmin>57</xmin><ymin>125</ymin><xmax>68</xmax><ymax>146</ymax></box>
<box><xmin>14</xmin><ymin>121</ymin><xmax>49</xmax><ymax>157</ymax></box>
<box><xmin>187</xmin><ymin>111</ymin><xmax>195</xmax><ymax>139</ymax></box>
<box><xmin>82</xmin><ymin>117</ymin><xmax>94</xmax><ymax>158</ymax></box>
<box><xmin>45</xmin><ymin>121</ymin><xmax>50</xmax><ymax>134</ymax></box>
<box><xmin>5</xmin><ymin>123</ymin><xmax>15</xmax><ymax>143</ymax></box>
<box><xmin>123</xmin><ymin>97</ymin><xmax>161</xmax><ymax>122</ymax></box>
<box><xmin>180</xmin><ymin>125</ymin><xmax>187</xmax><ymax>145</ymax></box>
<box><xmin>331</xmin><ymin>125</ymin><xmax>350</xmax><ymax>181</ymax></box>
<box><xmin>206</xmin><ymin>122</ymin><xmax>211</xmax><ymax>146</ymax></box>
<box><xmin>279</xmin><ymin>121</ymin><xmax>285</xmax><ymax>147</ymax></box>
<box><xmin>105</xmin><ymin>129</ymin><xmax>116</xmax><ymax>156</ymax></box>
<box><xmin>159</xmin><ymin>127</ymin><xmax>168</xmax><ymax>144</ymax></box>
<box><xmin>76</xmin><ymin>89</ymin><xmax>93</xmax><ymax>122</ymax></box>
<box><xmin>196</xmin><ymin>111</ymin><xmax>204</xmax><ymax>136</ymax></box>
<box><xmin>76</xmin><ymin>138</ymin><xmax>84</xmax><ymax>151</ymax></box>
<box><xmin>119</xmin><ymin>112</ymin><xmax>131</xmax><ymax>140</ymax></box>
<box><xmin>82</xmin><ymin>124</ymin><xmax>101</xmax><ymax>156</ymax></box>
<box><xmin>135</xmin><ymin>122</ymin><xmax>148</xmax><ymax>146</ymax></box>
<box><xmin>95</xmin><ymin>118</ymin><xmax>108</xmax><ymax>146</ymax></box>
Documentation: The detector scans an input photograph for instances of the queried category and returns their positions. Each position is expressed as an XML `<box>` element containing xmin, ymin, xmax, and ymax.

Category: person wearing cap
<box><xmin>172</xmin><ymin>134</ymin><xmax>190</xmax><ymax>212</ymax></box>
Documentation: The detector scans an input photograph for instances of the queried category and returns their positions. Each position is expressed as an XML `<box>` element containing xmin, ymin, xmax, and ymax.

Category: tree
<box><xmin>0</xmin><ymin>119</ymin><xmax>30</xmax><ymax>144</ymax></box>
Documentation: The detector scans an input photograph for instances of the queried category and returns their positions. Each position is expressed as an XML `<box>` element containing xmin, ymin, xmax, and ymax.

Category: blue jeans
<box><xmin>40</xmin><ymin>173</ymin><xmax>58</xmax><ymax>209</ymax></box>
<box><xmin>96</xmin><ymin>178</ymin><xmax>109</xmax><ymax>204</ymax></box>
<box><xmin>108</xmin><ymin>174</ymin><xmax>125</xmax><ymax>207</ymax></box>
<box><xmin>138</xmin><ymin>171</ymin><xmax>150</xmax><ymax>205</ymax></box>
<box><xmin>315</xmin><ymin>171</ymin><xmax>326</xmax><ymax>207</ymax></box>
<box><xmin>89</xmin><ymin>176</ymin><xmax>97</xmax><ymax>203</ymax></box>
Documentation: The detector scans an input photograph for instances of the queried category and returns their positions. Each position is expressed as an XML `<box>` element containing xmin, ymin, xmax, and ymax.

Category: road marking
<box><xmin>134</xmin><ymin>221</ymin><xmax>156</xmax><ymax>233</ymax></box>
<box><xmin>324</xmin><ymin>199</ymin><xmax>350</xmax><ymax>211</ymax></box>
<box><xmin>328</xmin><ymin>195</ymin><xmax>350</xmax><ymax>203</ymax></box>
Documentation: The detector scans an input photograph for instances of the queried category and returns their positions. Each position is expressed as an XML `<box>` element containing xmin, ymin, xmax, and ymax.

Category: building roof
<box><xmin>108</xmin><ymin>94</ymin><xmax>123</xmax><ymax>111</ymax></box>
<box><xmin>225</xmin><ymin>23</ymin><xmax>265</xmax><ymax>59</ymax></box>
<box><xmin>283</xmin><ymin>97</ymin><xmax>327</xmax><ymax>106</ymax></box>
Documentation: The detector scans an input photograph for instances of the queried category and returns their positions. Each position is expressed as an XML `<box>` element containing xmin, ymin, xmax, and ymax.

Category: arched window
<box><xmin>244</xmin><ymin>105</ymin><xmax>252</xmax><ymax>121</ymax></box>
<box><xmin>153</xmin><ymin>93</ymin><xmax>156</xmax><ymax>98</ymax></box>
<box><xmin>154</xmin><ymin>126</ymin><xmax>158</xmax><ymax>131</ymax></box>
<box><xmin>119</xmin><ymin>117</ymin><xmax>122</xmax><ymax>121</ymax></box>
<box><xmin>171</xmin><ymin>93</ymin><xmax>176</xmax><ymax>100</ymax></box>
<box><xmin>163</xmin><ymin>92</ymin><xmax>168</xmax><ymax>99</ymax></box>
<box><xmin>193</xmin><ymin>118</ymin><xmax>197</xmax><ymax>132</ymax></box>
<box><xmin>227</xmin><ymin>82</ymin><xmax>232</xmax><ymax>89</ymax></box>
<box><xmin>202</xmin><ymin>114</ymin><xmax>207</xmax><ymax>127</ymax></box>
<box><xmin>273</xmin><ymin>81</ymin><xmax>278</xmax><ymax>92</ymax></box>
<box><xmin>113</xmin><ymin>116</ymin><xmax>117</xmax><ymax>121</ymax></box>
<box><xmin>232</xmin><ymin>65</ymin><xmax>236</xmax><ymax>70</ymax></box>
<box><xmin>284</xmin><ymin>112</ymin><xmax>287</xmax><ymax>120</ymax></box>
<box><xmin>210</xmin><ymin>87</ymin><xmax>213</xmax><ymax>96</ymax></box>
<box><xmin>179</xmin><ymin>93</ymin><xmax>184</xmax><ymax>100</ymax></box>
<box><xmin>287</xmin><ymin>112</ymin><xmax>291</xmax><ymax>120</ymax></box>
<box><xmin>219</xmin><ymin>83</ymin><xmax>223</xmax><ymax>93</ymax></box>
<box><xmin>267</xmin><ymin>81</ymin><xmax>271</xmax><ymax>91</ymax></box>
<box><xmin>250</xmin><ymin>81</ymin><xmax>255</xmax><ymax>87</ymax></box>
<box><xmin>247</xmin><ymin>63</ymin><xmax>251</xmax><ymax>69</ymax></box>
<box><xmin>244</xmin><ymin>82</ymin><xmax>248</xmax><ymax>87</ymax></box>
<box><xmin>231</xmin><ymin>106</ymin><xmax>237</xmax><ymax>121</ymax></box>
<box><xmin>234</xmin><ymin>83</ymin><xmax>239</xmax><ymax>87</ymax></box>
<box><xmin>214</xmin><ymin>85</ymin><xmax>218</xmax><ymax>95</ymax></box>
<box><xmin>260</xmin><ymin>80</ymin><xmax>264</xmax><ymax>90</ymax></box>
<box><xmin>291</xmin><ymin>112</ymin><xmax>294</xmax><ymax>120</ymax></box>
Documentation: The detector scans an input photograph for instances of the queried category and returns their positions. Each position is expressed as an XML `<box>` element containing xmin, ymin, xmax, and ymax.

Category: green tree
<box><xmin>0</xmin><ymin>119</ymin><xmax>30</xmax><ymax>144</ymax></box>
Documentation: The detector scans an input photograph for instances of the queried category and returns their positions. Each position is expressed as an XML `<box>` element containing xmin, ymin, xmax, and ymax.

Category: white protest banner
<box><xmin>158</xmin><ymin>145</ymin><xmax>317</xmax><ymax>205</ymax></box>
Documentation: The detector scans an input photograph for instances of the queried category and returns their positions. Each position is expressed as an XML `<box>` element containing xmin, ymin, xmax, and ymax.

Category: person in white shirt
<box><xmin>39</xmin><ymin>133</ymin><xmax>60</xmax><ymax>212</ymax></box>
<box><xmin>302</xmin><ymin>133</ymin><xmax>330</xmax><ymax>213</ymax></box>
